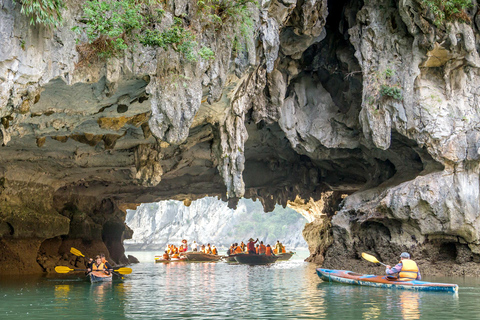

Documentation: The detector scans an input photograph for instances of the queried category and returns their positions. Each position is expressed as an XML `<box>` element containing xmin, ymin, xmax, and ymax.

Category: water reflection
<box><xmin>0</xmin><ymin>259</ymin><xmax>479</xmax><ymax>319</ymax></box>
<box><xmin>399</xmin><ymin>291</ymin><xmax>421</xmax><ymax>320</ymax></box>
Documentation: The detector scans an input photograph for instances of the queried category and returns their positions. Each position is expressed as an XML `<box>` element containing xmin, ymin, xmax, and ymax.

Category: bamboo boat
<box><xmin>154</xmin><ymin>256</ymin><xmax>187</xmax><ymax>263</ymax></box>
<box><xmin>234</xmin><ymin>254</ymin><xmax>278</xmax><ymax>265</ymax></box>
<box><xmin>316</xmin><ymin>268</ymin><xmax>458</xmax><ymax>293</ymax></box>
<box><xmin>183</xmin><ymin>251</ymin><xmax>222</xmax><ymax>262</ymax></box>
<box><xmin>276</xmin><ymin>252</ymin><xmax>295</xmax><ymax>261</ymax></box>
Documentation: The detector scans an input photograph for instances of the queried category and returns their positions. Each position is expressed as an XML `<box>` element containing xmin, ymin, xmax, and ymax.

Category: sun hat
<box><xmin>400</xmin><ymin>252</ymin><xmax>410</xmax><ymax>259</ymax></box>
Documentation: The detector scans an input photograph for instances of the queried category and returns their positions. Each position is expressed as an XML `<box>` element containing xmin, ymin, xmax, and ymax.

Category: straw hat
<box><xmin>248</xmin><ymin>238</ymin><xmax>254</xmax><ymax>242</ymax></box>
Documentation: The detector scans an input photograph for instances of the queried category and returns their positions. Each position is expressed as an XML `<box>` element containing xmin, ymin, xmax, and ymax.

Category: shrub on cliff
<box><xmin>421</xmin><ymin>0</ymin><xmax>473</xmax><ymax>26</ymax></box>
<box><xmin>15</xmin><ymin>0</ymin><xmax>65</xmax><ymax>27</ymax></box>
<box><xmin>73</xmin><ymin>0</ymin><xmax>217</xmax><ymax>65</ymax></box>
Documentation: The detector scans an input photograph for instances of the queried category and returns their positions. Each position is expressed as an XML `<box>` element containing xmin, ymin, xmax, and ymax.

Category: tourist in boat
<box><xmin>265</xmin><ymin>244</ymin><xmax>274</xmax><ymax>256</ymax></box>
<box><xmin>255</xmin><ymin>244</ymin><xmax>259</xmax><ymax>254</ymax></box>
<box><xmin>240</xmin><ymin>241</ymin><xmax>246</xmax><ymax>252</ymax></box>
<box><xmin>212</xmin><ymin>245</ymin><xmax>218</xmax><ymax>255</ymax></box>
<box><xmin>246</xmin><ymin>238</ymin><xmax>259</xmax><ymax>254</ymax></box>
<box><xmin>182</xmin><ymin>239</ymin><xmax>188</xmax><ymax>251</ymax></box>
<box><xmin>100</xmin><ymin>253</ymin><xmax>113</xmax><ymax>270</ymax></box>
<box><xmin>162</xmin><ymin>251</ymin><xmax>170</xmax><ymax>260</ymax></box>
<box><xmin>258</xmin><ymin>241</ymin><xmax>267</xmax><ymax>255</ymax></box>
<box><xmin>88</xmin><ymin>255</ymin><xmax>110</xmax><ymax>274</ymax></box>
<box><xmin>274</xmin><ymin>240</ymin><xmax>285</xmax><ymax>254</ymax></box>
<box><xmin>385</xmin><ymin>252</ymin><xmax>421</xmax><ymax>281</ymax></box>
<box><xmin>179</xmin><ymin>244</ymin><xmax>185</xmax><ymax>253</ymax></box>
<box><xmin>200</xmin><ymin>244</ymin><xmax>206</xmax><ymax>253</ymax></box>
<box><xmin>205</xmin><ymin>244</ymin><xmax>212</xmax><ymax>254</ymax></box>
<box><xmin>192</xmin><ymin>241</ymin><xmax>198</xmax><ymax>252</ymax></box>
<box><xmin>234</xmin><ymin>243</ymin><xmax>243</xmax><ymax>254</ymax></box>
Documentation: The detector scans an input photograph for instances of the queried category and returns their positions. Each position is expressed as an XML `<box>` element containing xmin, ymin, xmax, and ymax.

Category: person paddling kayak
<box><xmin>385</xmin><ymin>252</ymin><xmax>421</xmax><ymax>281</ymax></box>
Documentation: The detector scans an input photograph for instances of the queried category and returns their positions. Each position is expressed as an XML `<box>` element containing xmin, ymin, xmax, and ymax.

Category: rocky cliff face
<box><xmin>0</xmin><ymin>0</ymin><xmax>479</xmax><ymax>275</ymax></box>
<box><xmin>124</xmin><ymin>198</ymin><xmax>307</xmax><ymax>250</ymax></box>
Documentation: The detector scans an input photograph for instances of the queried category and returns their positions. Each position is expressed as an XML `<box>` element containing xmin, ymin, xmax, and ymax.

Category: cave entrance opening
<box><xmin>123</xmin><ymin>197</ymin><xmax>308</xmax><ymax>255</ymax></box>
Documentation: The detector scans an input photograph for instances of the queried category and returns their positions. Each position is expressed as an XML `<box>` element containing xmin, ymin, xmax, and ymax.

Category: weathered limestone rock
<box><xmin>1</xmin><ymin>0</ymin><xmax>480</xmax><ymax>275</ymax></box>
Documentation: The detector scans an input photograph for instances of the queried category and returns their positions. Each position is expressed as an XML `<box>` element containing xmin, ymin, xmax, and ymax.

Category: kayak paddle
<box><xmin>70</xmin><ymin>247</ymin><xmax>85</xmax><ymax>257</ymax></box>
<box><xmin>55</xmin><ymin>266</ymin><xmax>132</xmax><ymax>274</ymax></box>
<box><xmin>361</xmin><ymin>252</ymin><xmax>388</xmax><ymax>267</ymax></box>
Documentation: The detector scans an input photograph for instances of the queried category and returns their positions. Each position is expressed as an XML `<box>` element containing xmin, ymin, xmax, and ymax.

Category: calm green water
<box><xmin>1</xmin><ymin>251</ymin><xmax>479</xmax><ymax>319</ymax></box>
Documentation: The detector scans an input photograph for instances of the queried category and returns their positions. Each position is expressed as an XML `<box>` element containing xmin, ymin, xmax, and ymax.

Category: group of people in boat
<box><xmin>227</xmin><ymin>239</ymin><xmax>287</xmax><ymax>256</ymax></box>
<box><xmin>161</xmin><ymin>240</ymin><xmax>189</xmax><ymax>260</ymax></box>
<box><xmin>190</xmin><ymin>241</ymin><xmax>219</xmax><ymax>255</ymax></box>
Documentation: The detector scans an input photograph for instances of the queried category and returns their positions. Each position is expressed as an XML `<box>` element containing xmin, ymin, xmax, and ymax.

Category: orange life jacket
<box><xmin>205</xmin><ymin>247</ymin><xmax>212</xmax><ymax>254</ymax></box>
<box><xmin>259</xmin><ymin>244</ymin><xmax>266</xmax><ymax>254</ymax></box>
<box><xmin>212</xmin><ymin>247</ymin><xmax>218</xmax><ymax>255</ymax></box>
<box><xmin>256</xmin><ymin>247</ymin><xmax>259</xmax><ymax>254</ymax></box>
<box><xmin>266</xmin><ymin>247</ymin><xmax>272</xmax><ymax>256</ymax></box>
<box><xmin>235</xmin><ymin>246</ymin><xmax>242</xmax><ymax>254</ymax></box>
<box><xmin>92</xmin><ymin>262</ymin><xmax>105</xmax><ymax>271</ymax></box>
<box><xmin>281</xmin><ymin>247</ymin><xmax>286</xmax><ymax>253</ymax></box>
<box><xmin>163</xmin><ymin>253</ymin><xmax>169</xmax><ymax>260</ymax></box>
<box><xmin>398</xmin><ymin>259</ymin><xmax>419</xmax><ymax>280</ymax></box>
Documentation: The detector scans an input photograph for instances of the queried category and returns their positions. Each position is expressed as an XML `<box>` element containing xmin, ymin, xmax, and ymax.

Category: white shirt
<box><xmin>192</xmin><ymin>242</ymin><xmax>198</xmax><ymax>250</ymax></box>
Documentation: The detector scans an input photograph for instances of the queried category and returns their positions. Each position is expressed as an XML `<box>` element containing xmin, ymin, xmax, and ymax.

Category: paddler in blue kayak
<box><xmin>385</xmin><ymin>252</ymin><xmax>421</xmax><ymax>281</ymax></box>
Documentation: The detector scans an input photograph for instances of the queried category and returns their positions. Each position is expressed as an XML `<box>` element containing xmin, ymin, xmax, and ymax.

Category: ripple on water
<box><xmin>0</xmin><ymin>256</ymin><xmax>479</xmax><ymax>319</ymax></box>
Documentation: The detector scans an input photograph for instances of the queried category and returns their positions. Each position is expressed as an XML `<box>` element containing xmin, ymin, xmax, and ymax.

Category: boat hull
<box><xmin>316</xmin><ymin>268</ymin><xmax>458</xmax><ymax>293</ymax></box>
<box><xmin>234</xmin><ymin>254</ymin><xmax>278</xmax><ymax>265</ymax></box>
<box><xmin>89</xmin><ymin>271</ymin><xmax>112</xmax><ymax>283</ymax></box>
<box><xmin>154</xmin><ymin>257</ymin><xmax>187</xmax><ymax>263</ymax></box>
<box><xmin>277</xmin><ymin>252</ymin><xmax>294</xmax><ymax>261</ymax></box>
<box><xmin>224</xmin><ymin>255</ymin><xmax>237</xmax><ymax>262</ymax></box>
<box><xmin>183</xmin><ymin>252</ymin><xmax>222</xmax><ymax>262</ymax></box>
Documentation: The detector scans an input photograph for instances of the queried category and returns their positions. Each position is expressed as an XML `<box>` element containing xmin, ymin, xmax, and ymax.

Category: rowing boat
<box><xmin>224</xmin><ymin>255</ymin><xmax>237</xmax><ymax>262</ymax></box>
<box><xmin>154</xmin><ymin>257</ymin><xmax>187</xmax><ymax>263</ymax></box>
<box><xmin>316</xmin><ymin>268</ymin><xmax>458</xmax><ymax>293</ymax></box>
<box><xmin>276</xmin><ymin>252</ymin><xmax>295</xmax><ymax>261</ymax></box>
<box><xmin>89</xmin><ymin>271</ymin><xmax>112</xmax><ymax>283</ymax></box>
<box><xmin>234</xmin><ymin>254</ymin><xmax>278</xmax><ymax>265</ymax></box>
<box><xmin>183</xmin><ymin>252</ymin><xmax>222</xmax><ymax>262</ymax></box>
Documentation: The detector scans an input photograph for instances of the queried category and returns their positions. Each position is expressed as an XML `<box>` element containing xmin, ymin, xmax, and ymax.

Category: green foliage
<box><xmin>77</xmin><ymin>0</ymin><xmax>145</xmax><ymax>58</ymax></box>
<box><xmin>17</xmin><ymin>0</ymin><xmax>65</xmax><ymax>27</ymax></box>
<box><xmin>199</xmin><ymin>46</ymin><xmax>215</xmax><ymax>60</ymax></box>
<box><xmin>197</xmin><ymin>0</ymin><xmax>257</xmax><ymax>47</ymax></box>
<box><xmin>365</xmin><ymin>67</ymin><xmax>403</xmax><ymax>106</ymax></box>
<box><xmin>421</xmin><ymin>0</ymin><xmax>472</xmax><ymax>26</ymax></box>
<box><xmin>380</xmin><ymin>85</ymin><xmax>403</xmax><ymax>100</ymax></box>
<box><xmin>76</xmin><ymin>0</ymin><xmax>216</xmax><ymax>63</ymax></box>
<box><xmin>140</xmin><ymin>18</ymin><xmax>212</xmax><ymax>62</ymax></box>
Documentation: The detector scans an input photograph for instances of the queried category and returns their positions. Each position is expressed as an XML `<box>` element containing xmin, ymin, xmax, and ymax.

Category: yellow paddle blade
<box><xmin>115</xmin><ymin>267</ymin><xmax>132</xmax><ymax>275</ymax></box>
<box><xmin>361</xmin><ymin>252</ymin><xmax>380</xmax><ymax>263</ymax></box>
<box><xmin>70</xmin><ymin>247</ymin><xmax>85</xmax><ymax>257</ymax></box>
<box><xmin>55</xmin><ymin>266</ymin><xmax>74</xmax><ymax>273</ymax></box>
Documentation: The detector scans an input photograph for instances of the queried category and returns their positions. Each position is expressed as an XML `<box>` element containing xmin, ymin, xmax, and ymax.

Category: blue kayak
<box><xmin>317</xmin><ymin>268</ymin><xmax>458</xmax><ymax>293</ymax></box>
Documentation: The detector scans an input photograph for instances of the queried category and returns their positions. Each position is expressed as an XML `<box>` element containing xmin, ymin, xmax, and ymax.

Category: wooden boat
<box><xmin>316</xmin><ymin>268</ymin><xmax>458</xmax><ymax>293</ymax></box>
<box><xmin>276</xmin><ymin>252</ymin><xmax>295</xmax><ymax>261</ymax></box>
<box><xmin>89</xmin><ymin>271</ymin><xmax>112</xmax><ymax>283</ymax></box>
<box><xmin>183</xmin><ymin>251</ymin><xmax>222</xmax><ymax>262</ymax></box>
<box><xmin>234</xmin><ymin>254</ymin><xmax>278</xmax><ymax>265</ymax></box>
<box><xmin>154</xmin><ymin>256</ymin><xmax>187</xmax><ymax>263</ymax></box>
